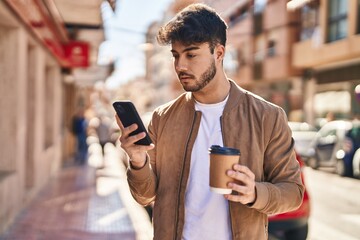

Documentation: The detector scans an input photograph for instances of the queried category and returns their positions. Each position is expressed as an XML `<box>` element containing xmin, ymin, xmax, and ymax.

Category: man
<box><xmin>116</xmin><ymin>3</ymin><xmax>304</xmax><ymax>240</ymax></box>
<box><xmin>343</xmin><ymin>119</ymin><xmax>360</xmax><ymax>177</ymax></box>
<box><xmin>72</xmin><ymin>108</ymin><xmax>88</xmax><ymax>165</ymax></box>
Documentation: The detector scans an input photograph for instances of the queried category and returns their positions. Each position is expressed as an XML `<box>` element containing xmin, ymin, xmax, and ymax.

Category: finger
<box><xmin>224</xmin><ymin>184</ymin><xmax>255</xmax><ymax>204</ymax></box>
<box><xmin>115</xmin><ymin>114</ymin><xmax>125</xmax><ymax>130</ymax></box>
<box><xmin>227</xmin><ymin>182</ymin><xmax>253</xmax><ymax>195</ymax></box>
<box><xmin>232</xmin><ymin>164</ymin><xmax>255</xmax><ymax>180</ymax></box>
<box><xmin>121</xmin><ymin>123</ymin><xmax>139</xmax><ymax>137</ymax></box>
<box><xmin>120</xmin><ymin>131</ymin><xmax>152</xmax><ymax>149</ymax></box>
<box><xmin>130</xmin><ymin>143</ymin><xmax>155</xmax><ymax>152</ymax></box>
<box><xmin>121</xmin><ymin>143</ymin><xmax>155</xmax><ymax>161</ymax></box>
<box><xmin>119</xmin><ymin>131</ymin><xmax>140</xmax><ymax>146</ymax></box>
<box><xmin>224</xmin><ymin>192</ymin><xmax>247</xmax><ymax>203</ymax></box>
<box><xmin>126</xmin><ymin>132</ymin><xmax>147</xmax><ymax>145</ymax></box>
<box><xmin>227</xmin><ymin>170</ymin><xmax>249</xmax><ymax>184</ymax></box>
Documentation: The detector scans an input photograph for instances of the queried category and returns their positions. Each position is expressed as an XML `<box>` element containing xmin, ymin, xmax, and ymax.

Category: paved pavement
<box><xmin>0</xmin><ymin>141</ymin><xmax>153</xmax><ymax>240</ymax></box>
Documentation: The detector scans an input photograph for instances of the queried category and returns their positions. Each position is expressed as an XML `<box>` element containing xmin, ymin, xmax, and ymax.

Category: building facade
<box><xmin>0</xmin><ymin>0</ymin><xmax>107</xmax><ymax>234</ymax></box>
<box><xmin>292</xmin><ymin>0</ymin><xmax>360</xmax><ymax>125</ymax></box>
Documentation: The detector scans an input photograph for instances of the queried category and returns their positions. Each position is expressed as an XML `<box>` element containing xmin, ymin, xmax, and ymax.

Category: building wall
<box><xmin>224</xmin><ymin>0</ymin><xmax>303</xmax><ymax>116</ymax></box>
<box><xmin>0</xmin><ymin>2</ymin><xmax>63</xmax><ymax>234</ymax></box>
<box><xmin>292</xmin><ymin>0</ymin><xmax>360</xmax><ymax>124</ymax></box>
<box><xmin>293</xmin><ymin>0</ymin><xmax>360</xmax><ymax>68</ymax></box>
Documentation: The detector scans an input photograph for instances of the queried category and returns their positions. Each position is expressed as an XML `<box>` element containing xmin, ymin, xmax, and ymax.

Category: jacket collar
<box><xmin>224</xmin><ymin>79</ymin><xmax>246</xmax><ymax>114</ymax></box>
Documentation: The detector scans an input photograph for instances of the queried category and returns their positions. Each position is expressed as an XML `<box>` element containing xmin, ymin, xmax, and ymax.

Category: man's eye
<box><xmin>187</xmin><ymin>54</ymin><xmax>196</xmax><ymax>58</ymax></box>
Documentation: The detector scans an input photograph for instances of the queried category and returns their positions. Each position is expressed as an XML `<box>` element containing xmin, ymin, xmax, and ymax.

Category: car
<box><xmin>306</xmin><ymin>120</ymin><xmax>360</xmax><ymax>176</ymax></box>
<box><xmin>288</xmin><ymin>122</ymin><xmax>318</xmax><ymax>162</ymax></box>
<box><xmin>268</xmin><ymin>152</ymin><xmax>310</xmax><ymax>240</ymax></box>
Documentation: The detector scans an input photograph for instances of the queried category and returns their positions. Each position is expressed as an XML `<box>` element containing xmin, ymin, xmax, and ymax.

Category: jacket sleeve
<box><xmin>126</xmin><ymin>113</ymin><xmax>158</xmax><ymax>206</ymax></box>
<box><xmin>249</xmin><ymin>107</ymin><xmax>305</xmax><ymax>215</ymax></box>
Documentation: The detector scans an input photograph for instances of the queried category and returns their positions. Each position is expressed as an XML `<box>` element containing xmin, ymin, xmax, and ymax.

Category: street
<box><xmin>305</xmin><ymin>167</ymin><xmax>360</xmax><ymax>240</ymax></box>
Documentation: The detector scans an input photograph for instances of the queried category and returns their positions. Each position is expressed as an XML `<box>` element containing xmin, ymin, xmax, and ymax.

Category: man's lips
<box><xmin>178</xmin><ymin>73</ymin><xmax>194</xmax><ymax>80</ymax></box>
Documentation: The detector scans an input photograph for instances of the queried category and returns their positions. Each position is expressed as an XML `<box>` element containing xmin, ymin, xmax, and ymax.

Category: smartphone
<box><xmin>112</xmin><ymin>101</ymin><xmax>152</xmax><ymax>145</ymax></box>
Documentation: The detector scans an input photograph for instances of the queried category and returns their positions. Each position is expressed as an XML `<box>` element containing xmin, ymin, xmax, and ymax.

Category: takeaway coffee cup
<box><xmin>209</xmin><ymin>145</ymin><xmax>241</xmax><ymax>194</ymax></box>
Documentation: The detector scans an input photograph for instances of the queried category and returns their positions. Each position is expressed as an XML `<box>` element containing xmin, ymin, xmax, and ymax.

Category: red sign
<box><xmin>63</xmin><ymin>41</ymin><xmax>90</xmax><ymax>68</ymax></box>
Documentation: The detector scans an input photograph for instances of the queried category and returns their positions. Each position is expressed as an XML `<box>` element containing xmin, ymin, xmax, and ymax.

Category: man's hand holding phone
<box><xmin>113</xmin><ymin>101</ymin><xmax>154</xmax><ymax>169</ymax></box>
<box><xmin>115</xmin><ymin>115</ymin><xmax>154</xmax><ymax>168</ymax></box>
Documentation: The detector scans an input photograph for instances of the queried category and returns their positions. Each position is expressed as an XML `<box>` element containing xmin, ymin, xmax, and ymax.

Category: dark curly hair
<box><xmin>157</xmin><ymin>3</ymin><xmax>228</xmax><ymax>53</ymax></box>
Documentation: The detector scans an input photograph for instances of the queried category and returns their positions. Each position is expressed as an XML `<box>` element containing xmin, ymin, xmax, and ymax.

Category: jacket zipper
<box><xmin>174</xmin><ymin>111</ymin><xmax>197</xmax><ymax>240</ymax></box>
<box><xmin>220</xmin><ymin>115</ymin><xmax>235</xmax><ymax>239</ymax></box>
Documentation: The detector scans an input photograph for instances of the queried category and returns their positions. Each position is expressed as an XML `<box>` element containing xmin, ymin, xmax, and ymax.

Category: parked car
<box><xmin>307</xmin><ymin>120</ymin><xmax>360</xmax><ymax>176</ymax></box>
<box><xmin>268</xmin><ymin>153</ymin><xmax>310</xmax><ymax>240</ymax></box>
<box><xmin>288</xmin><ymin>121</ymin><xmax>318</xmax><ymax>162</ymax></box>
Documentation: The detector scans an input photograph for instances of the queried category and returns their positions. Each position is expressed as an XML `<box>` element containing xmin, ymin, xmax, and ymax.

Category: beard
<box><xmin>179</xmin><ymin>60</ymin><xmax>217</xmax><ymax>92</ymax></box>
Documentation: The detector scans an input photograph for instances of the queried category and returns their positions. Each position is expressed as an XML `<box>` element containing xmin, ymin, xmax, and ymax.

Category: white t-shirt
<box><xmin>182</xmin><ymin>96</ymin><xmax>231</xmax><ymax>240</ymax></box>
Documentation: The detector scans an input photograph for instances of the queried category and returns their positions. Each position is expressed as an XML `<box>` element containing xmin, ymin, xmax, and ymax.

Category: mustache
<box><xmin>178</xmin><ymin>72</ymin><xmax>195</xmax><ymax>79</ymax></box>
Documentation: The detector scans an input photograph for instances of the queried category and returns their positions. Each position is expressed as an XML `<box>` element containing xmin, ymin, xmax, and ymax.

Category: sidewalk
<box><xmin>0</xmin><ymin>140</ymin><xmax>153</xmax><ymax>240</ymax></box>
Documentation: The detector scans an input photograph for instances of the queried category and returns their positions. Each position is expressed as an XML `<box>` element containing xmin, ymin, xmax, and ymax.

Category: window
<box><xmin>267</xmin><ymin>40</ymin><xmax>276</xmax><ymax>57</ymax></box>
<box><xmin>253</xmin><ymin>0</ymin><xmax>266</xmax><ymax>35</ymax></box>
<box><xmin>254</xmin><ymin>0</ymin><xmax>266</xmax><ymax>14</ymax></box>
<box><xmin>300</xmin><ymin>1</ymin><xmax>319</xmax><ymax>41</ymax></box>
<box><xmin>254</xmin><ymin>36</ymin><xmax>266</xmax><ymax>62</ymax></box>
<box><xmin>327</xmin><ymin>0</ymin><xmax>348</xmax><ymax>42</ymax></box>
<box><xmin>223</xmin><ymin>46</ymin><xmax>239</xmax><ymax>75</ymax></box>
<box><xmin>229</xmin><ymin>6</ymin><xmax>248</xmax><ymax>27</ymax></box>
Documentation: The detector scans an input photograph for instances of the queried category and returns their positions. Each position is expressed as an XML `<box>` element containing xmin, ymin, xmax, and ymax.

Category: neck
<box><xmin>193</xmin><ymin>72</ymin><xmax>230</xmax><ymax>104</ymax></box>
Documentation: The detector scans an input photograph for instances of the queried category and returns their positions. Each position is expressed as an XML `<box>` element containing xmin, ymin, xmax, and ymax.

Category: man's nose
<box><xmin>175</xmin><ymin>58</ymin><xmax>188</xmax><ymax>72</ymax></box>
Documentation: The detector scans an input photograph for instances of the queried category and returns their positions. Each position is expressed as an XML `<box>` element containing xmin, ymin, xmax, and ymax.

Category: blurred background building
<box><xmin>144</xmin><ymin>0</ymin><xmax>360</xmax><ymax>126</ymax></box>
<box><xmin>0</xmin><ymin>0</ymin><xmax>113</xmax><ymax>234</ymax></box>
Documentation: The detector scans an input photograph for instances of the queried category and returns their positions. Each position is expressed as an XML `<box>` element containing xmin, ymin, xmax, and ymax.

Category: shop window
<box><xmin>314</xmin><ymin>91</ymin><xmax>351</xmax><ymax>117</ymax></box>
<box><xmin>327</xmin><ymin>0</ymin><xmax>348</xmax><ymax>42</ymax></box>
<box><xmin>300</xmin><ymin>0</ymin><xmax>319</xmax><ymax>41</ymax></box>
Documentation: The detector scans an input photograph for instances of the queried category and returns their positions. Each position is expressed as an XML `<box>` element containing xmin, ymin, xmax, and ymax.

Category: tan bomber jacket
<box><xmin>127</xmin><ymin>80</ymin><xmax>305</xmax><ymax>240</ymax></box>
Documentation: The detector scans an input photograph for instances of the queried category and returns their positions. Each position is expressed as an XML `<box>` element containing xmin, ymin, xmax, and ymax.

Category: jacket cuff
<box><xmin>248</xmin><ymin>182</ymin><xmax>270</xmax><ymax>211</ymax></box>
<box><xmin>127</xmin><ymin>156</ymin><xmax>151</xmax><ymax>182</ymax></box>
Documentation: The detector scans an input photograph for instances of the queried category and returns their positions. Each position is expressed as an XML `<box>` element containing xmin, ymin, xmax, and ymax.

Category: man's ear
<box><xmin>215</xmin><ymin>45</ymin><xmax>225</xmax><ymax>61</ymax></box>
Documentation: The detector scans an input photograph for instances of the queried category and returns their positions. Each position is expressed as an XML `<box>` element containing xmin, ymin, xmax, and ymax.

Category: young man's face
<box><xmin>171</xmin><ymin>41</ymin><xmax>217</xmax><ymax>92</ymax></box>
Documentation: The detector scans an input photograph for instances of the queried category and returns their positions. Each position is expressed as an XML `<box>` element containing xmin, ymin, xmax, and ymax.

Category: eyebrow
<box><xmin>171</xmin><ymin>46</ymin><xmax>200</xmax><ymax>54</ymax></box>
